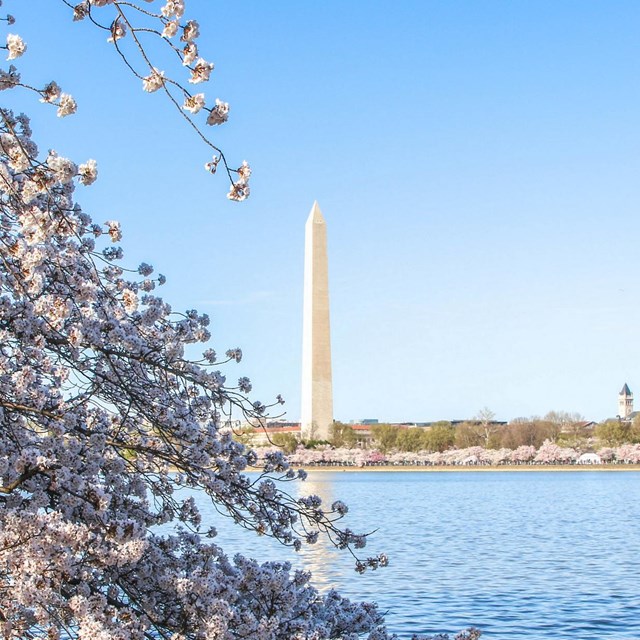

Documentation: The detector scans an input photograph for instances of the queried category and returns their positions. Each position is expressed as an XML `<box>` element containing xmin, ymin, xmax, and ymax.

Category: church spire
<box><xmin>618</xmin><ymin>383</ymin><xmax>633</xmax><ymax>420</ymax></box>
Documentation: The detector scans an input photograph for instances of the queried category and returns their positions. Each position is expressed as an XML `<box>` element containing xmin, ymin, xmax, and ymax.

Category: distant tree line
<box><xmin>254</xmin><ymin>441</ymin><xmax>640</xmax><ymax>467</ymax></box>
<box><xmin>244</xmin><ymin>410</ymin><xmax>640</xmax><ymax>455</ymax></box>
<box><xmin>359</xmin><ymin>411</ymin><xmax>640</xmax><ymax>454</ymax></box>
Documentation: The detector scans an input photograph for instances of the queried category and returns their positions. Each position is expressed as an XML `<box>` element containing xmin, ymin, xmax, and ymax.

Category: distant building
<box><xmin>618</xmin><ymin>383</ymin><xmax>634</xmax><ymax>420</ymax></box>
<box><xmin>568</xmin><ymin>420</ymin><xmax>597</xmax><ymax>434</ymax></box>
<box><xmin>245</xmin><ymin>422</ymin><xmax>301</xmax><ymax>446</ymax></box>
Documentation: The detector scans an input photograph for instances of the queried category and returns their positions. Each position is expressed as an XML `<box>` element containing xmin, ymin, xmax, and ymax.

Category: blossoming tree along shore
<box><xmin>272</xmin><ymin>442</ymin><xmax>640</xmax><ymax>467</ymax></box>
<box><xmin>0</xmin><ymin>2</ymin><xmax>482</xmax><ymax>640</ymax></box>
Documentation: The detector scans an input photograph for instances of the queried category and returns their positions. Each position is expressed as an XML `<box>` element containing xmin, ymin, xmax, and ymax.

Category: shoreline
<box><xmin>297</xmin><ymin>464</ymin><xmax>640</xmax><ymax>473</ymax></box>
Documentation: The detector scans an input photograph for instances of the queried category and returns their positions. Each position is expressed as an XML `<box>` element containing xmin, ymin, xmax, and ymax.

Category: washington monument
<box><xmin>300</xmin><ymin>201</ymin><xmax>334</xmax><ymax>441</ymax></box>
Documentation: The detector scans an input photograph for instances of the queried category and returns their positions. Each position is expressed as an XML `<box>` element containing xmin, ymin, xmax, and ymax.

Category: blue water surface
<box><xmin>189</xmin><ymin>471</ymin><xmax>640</xmax><ymax>639</ymax></box>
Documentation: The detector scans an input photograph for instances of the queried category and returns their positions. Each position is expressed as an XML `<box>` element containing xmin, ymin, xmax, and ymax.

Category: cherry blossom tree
<box><xmin>613</xmin><ymin>443</ymin><xmax>640</xmax><ymax>464</ymax></box>
<box><xmin>597</xmin><ymin>447</ymin><xmax>615</xmax><ymax>463</ymax></box>
<box><xmin>510</xmin><ymin>445</ymin><xmax>536</xmax><ymax>465</ymax></box>
<box><xmin>0</xmin><ymin>5</ymin><xmax>487</xmax><ymax>638</ymax></box>
<box><xmin>366</xmin><ymin>451</ymin><xmax>387</xmax><ymax>466</ymax></box>
<box><xmin>533</xmin><ymin>440</ymin><xmax>578</xmax><ymax>465</ymax></box>
<box><xmin>0</xmin><ymin>3</ymin><xmax>408</xmax><ymax>639</ymax></box>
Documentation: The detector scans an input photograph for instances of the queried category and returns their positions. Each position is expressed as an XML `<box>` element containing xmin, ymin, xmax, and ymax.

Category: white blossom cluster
<box><xmin>265</xmin><ymin>441</ymin><xmax>640</xmax><ymax>467</ymax></box>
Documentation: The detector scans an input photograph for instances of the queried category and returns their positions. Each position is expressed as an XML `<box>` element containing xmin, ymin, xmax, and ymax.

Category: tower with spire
<box><xmin>618</xmin><ymin>383</ymin><xmax>633</xmax><ymax>420</ymax></box>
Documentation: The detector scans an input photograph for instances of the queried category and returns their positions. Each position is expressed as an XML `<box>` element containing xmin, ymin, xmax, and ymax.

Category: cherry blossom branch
<box><xmin>59</xmin><ymin>0</ymin><xmax>249</xmax><ymax>199</ymax></box>
<box><xmin>0</xmin><ymin>465</ymin><xmax>42</xmax><ymax>494</ymax></box>
<box><xmin>0</xmin><ymin>6</ymin><xmax>417</xmax><ymax>639</ymax></box>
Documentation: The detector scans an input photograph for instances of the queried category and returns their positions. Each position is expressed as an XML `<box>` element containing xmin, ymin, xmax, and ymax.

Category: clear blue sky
<box><xmin>7</xmin><ymin>1</ymin><xmax>640</xmax><ymax>422</ymax></box>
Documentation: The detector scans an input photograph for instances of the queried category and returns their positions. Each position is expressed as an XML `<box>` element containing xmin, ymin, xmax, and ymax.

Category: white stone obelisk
<box><xmin>301</xmin><ymin>201</ymin><xmax>333</xmax><ymax>441</ymax></box>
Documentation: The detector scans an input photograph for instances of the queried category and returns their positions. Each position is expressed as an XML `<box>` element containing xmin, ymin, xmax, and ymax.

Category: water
<box><xmin>188</xmin><ymin>471</ymin><xmax>640</xmax><ymax>639</ymax></box>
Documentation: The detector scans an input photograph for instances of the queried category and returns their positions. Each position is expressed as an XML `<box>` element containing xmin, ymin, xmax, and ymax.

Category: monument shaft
<box><xmin>301</xmin><ymin>202</ymin><xmax>333</xmax><ymax>441</ymax></box>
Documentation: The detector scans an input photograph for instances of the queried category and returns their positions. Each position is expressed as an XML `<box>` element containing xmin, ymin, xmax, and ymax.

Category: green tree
<box><xmin>595</xmin><ymin>419</ymin><xmax>637</xmax><ymax>446</ymax></box>
<box><xmin>370</xmin><ymin>424</ymin><xmax>399</xmax><ymax>452</ymax></box>
<box><xmin>424</xmin><ymin>422</ymin><xmax>455</xmax><ymax>452</ymax></box>
<box><xmin>330</xmin><ymin>421</ymin><xmax>358</xmax><ymax>448</ymax></box>
<box><xmin>396</xmin><ymin>427</ymin><xmax>424</xmax><ymax>452</ymax></box>
<box><xmin>272</xmin><ymin>432</ymin><xmax>300</xmax><ymax>453</ymax></box>
<box><xmin>631</xmin><ymin>414</ymin><xmax>640</xmax><ymax>441</ymax></box>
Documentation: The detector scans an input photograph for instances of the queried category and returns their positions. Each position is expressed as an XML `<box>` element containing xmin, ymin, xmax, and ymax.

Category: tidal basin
<box><xmin>190</xmin><ymin>471</ymin><xmax>640</xmax><ymax>639</ymax></box>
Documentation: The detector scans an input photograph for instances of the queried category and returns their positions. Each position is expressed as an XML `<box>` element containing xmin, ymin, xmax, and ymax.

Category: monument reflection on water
<box><xmin>294</xmin><ymin>473</ymin><xmax>344</xmax><ymax>590</ymax></box>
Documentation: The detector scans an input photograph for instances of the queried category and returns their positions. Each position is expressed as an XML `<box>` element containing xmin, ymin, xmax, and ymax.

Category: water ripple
<box><xmin>188</xmin><ymin>471</ymin><xmax>640</xmax><ymax>639</ymax></box>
